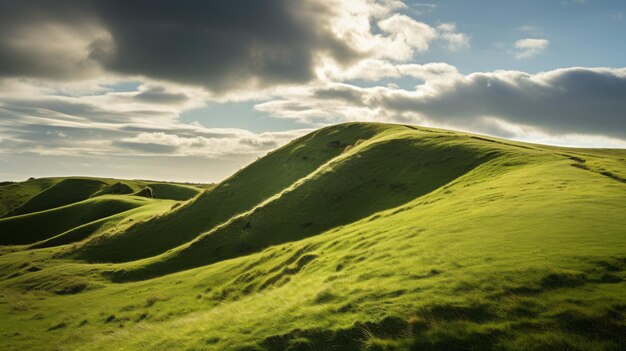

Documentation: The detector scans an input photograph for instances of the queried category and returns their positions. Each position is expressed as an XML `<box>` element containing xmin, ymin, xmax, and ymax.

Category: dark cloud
<box><xmin>113</xmin><ymin>141</ymin><xmax>179</xmax><ymax>154</ymax></box>
<box><xmin>118</xmin><ymin>125</ymin><xmax>239</xmax><ymax>140</ymax></box>
<box><xmin>384</xmin><ymin>68</ymin><xmax>626</xmax><ymax>138</ymax></box>
<box><xmin>238</xmin><ymin>138</ymin><xmax>279</xmax><ymax>148</ymax></box>
<box><xmin>0</xmin><ymin>0</ymin><xmax>100</xmax><ymax>80</ymax></box>
<box><xmin>133</xmin><ymin>87</ymin><xmax>188</xmax><ymax>104</ymax></box>
<box><xmin>299</xmin><ymin>68</ymin><xmax>626</xmax><ymax>140</ymax></box>
<box><xmin>0</xmin><ymin>0</ymin><xmax>359</xmax><ymax>92</ymax></box>
<box><xmin>255</xmin><ymin>67</ymin><xmax>626</xmax><ymax>140</ymax></box>
<box><xmin>314</xmin><ymin>86</ymin><xmax>365</xmax><ymax>104</ymax></box>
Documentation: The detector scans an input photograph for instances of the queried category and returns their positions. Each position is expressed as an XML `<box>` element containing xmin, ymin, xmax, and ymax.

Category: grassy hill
<box><xmin>72</xmin><ymin>123</ymin><xmax>383</xmax><ymax>263</ymax></box>
<box><xmin>0</xmin><ymin>177</ymin><xmax>208</xmax><ymax>247</ymax></box>
<box><xmin>0</xmin><ymin>123</ymin><xmax>625</xmax><ymax>351</ymax></box>
<box><xmin>0</xmin><ymin>178</ymin><xmax>58</xmax><ymax>217</ymax></box>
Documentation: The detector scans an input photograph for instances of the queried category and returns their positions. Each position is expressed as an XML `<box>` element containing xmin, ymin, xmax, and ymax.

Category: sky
<box><xmin>0</xmin><ymin>0</ymin><xmax>625</xmax><ymax>183</ymax></box>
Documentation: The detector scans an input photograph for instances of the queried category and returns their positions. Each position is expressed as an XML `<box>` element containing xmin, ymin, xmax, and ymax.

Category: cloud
<box><xmin>0</xmin><ymin>101</ymin><xmax>310</xmax><ymax>159</ymax></box>
<box><xmin>0</xmin><ymin>0</ymin><xmax>362</xmax><ymax>93</ymax></box>
<box><xmin>113</xmin><ymin>129</ymin><xmax>309</xmax><ymax>157</ymax></box>
<box><xmin>7</xmin><ymin>65</ymin><xmax>622</xmax><ymax>161</ymax></box>
<box><xmin>0</xmin><ymin>0</ymin><xmax>469</xmax><ymax>94</ymax></box>
<box><xmin>132</xmin><ymin>86</ymin><xmax>189</xmax><ymax>105</ymax></box>
<box><xmin>384</xmin><ymin>67</ymin><xmax>626</xmax><ymax>139</ymax></box>
<box><xmin>255</xmin><ymin>66</ymin><xmax>626</xmax><ymax>143</ymax></box>
<box><xmin>90</xmin><ymin>0</ymin><xmax>363</xmax><ymax>93</ymax></box>
<box><xmin>410</xmin><ymin>3</ymin><xmax>436</xmax><ymax>15</ymax></box>
<box><xmin>437</xmin><ymin>23</ymin><xmax>470</xmax><ymax>51</ymax></box>
<box><xmin>321</xmin><ymin>58</ymin><xmax>460</xmax><ymax>82</ymax></box>
<box><xmin>0</xmin><ymin>0</ymin><xmax>106</xmax><ymax>80</ymax></box>
<box><xmin>377</xmin><ymin>14</ymin><xmax>438</xmax><ymax>59</ymax></box>
<box><xmin>0</xmin><ymin>74</ymin><xmax>314</xmax><ymax>163</ymax></box>
<box><xmin>516</xmin><ymin>25</ymin><xmax>543</xmax><ymax>36</ymax></box>
<box><xmin>372</xmin><ymin>17</ymin><xmax>469</xmax><ymax>61</ymax></box>
<box><xmin>514</xmin><ymin>38</ymin><xmax>549</xmax><ymax>59</ymax></box>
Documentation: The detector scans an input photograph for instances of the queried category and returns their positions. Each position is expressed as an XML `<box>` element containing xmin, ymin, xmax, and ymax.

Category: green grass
<box><xmin>73</xmin><ymin>123</ymin><xmax>383</xmax><ymax>263</ymax></box>
<box><xmin>0</xmin><ymin>178</ymin><xmax>58</xmax><ymax>217</ymax></box>
<box><xmin>0</xmin><ymin>195</ymin><xmax>163</xmax><ymax>246</ymax></box>
<box><xmin>0</xmin><ymin>122</ymin><xmax>625</xmax><ymax>351</ymax></box>
<box><xmin>91</xmin><ymin>182</ymin><xmax>134</xmax><ymax>197</ymax></box>
<box><xmin>30</xmin><ymin>199</ymin><xmax>177</xmax><ymax>249</ymax></box>
<box><xmin>0</xmin><ymin>177</ymin><xmax>207</xmax><ymax>248</ymax></box>
<box><xmin>142</xmin><ymin>182</ymin><xmax>203</xmax><ymax>201</ymax></box>
<box><xmin>2</xmin><ymin>177</ymin><xmax>205</xmax><ymax>218</ymax></box>
<box><xmin>111</xmin><ymin>127</ymin><xmax>501</xmax><ymax>279</ymax></box>
<box><xmin>6</xmin><ymin>178</ymin><xmax>109</xmax><ymax>217</ymax></box>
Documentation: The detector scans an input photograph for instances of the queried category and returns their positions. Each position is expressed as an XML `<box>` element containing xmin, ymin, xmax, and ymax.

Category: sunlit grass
<box><xmin>0</xmin><ymin>123</ymin><xmax>625</xmax><ymax>350</ymax></box>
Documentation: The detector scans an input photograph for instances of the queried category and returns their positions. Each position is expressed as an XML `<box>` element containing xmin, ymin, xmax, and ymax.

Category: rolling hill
<box><xmin>0</xmin><ymin>122</ymin><xmax>625</xmax><ymax>351</ymax></box>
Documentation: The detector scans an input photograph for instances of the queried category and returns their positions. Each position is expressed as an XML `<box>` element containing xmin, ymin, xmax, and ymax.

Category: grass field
<box><xmin>0</xmin><ymin>122</ymin><xmax>624</xmax><ymax>350</ymax></box>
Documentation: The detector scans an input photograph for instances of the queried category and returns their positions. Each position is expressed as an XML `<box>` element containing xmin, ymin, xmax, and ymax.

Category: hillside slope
<box><xmin>0</xmin><ymin>178</ymin><xmax>58</xmax><ymax>217</ymax></box>
<box><xmin>111</xmin><ymin>126</ymin><xmax>503</xmax><ymax>280</ymax></box>
<box><xmin>0</xmin><ymin>123</ymin><xmax>625</xmax><ymax>351</ymax></box>
<box><xmin>73</xmin><ymin>123</ymin><xmax>383</xmax><ymax>263</ymax></box>
<box><xmin>6</xmin><ymin>178</ymin><xmax>109</xmax><ymax>217</ymax></box>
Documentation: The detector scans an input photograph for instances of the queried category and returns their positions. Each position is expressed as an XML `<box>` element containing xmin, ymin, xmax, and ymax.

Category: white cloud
<box><xmin>378</xmin><ymin>14</ymin><xmax>438</xmax><ymax>59</ymax></box>
<box><xmin>412</xmin><ymin>3</ymin><xmax>436</xmax><ymax>14</ymax></box>
<box><xmin>320</xmin><ymin>59</ymin><xmax>460</xmax><ymax>83</ymax></box>
<box><xmin>373</xmin><ymin>17</ymin><xmax>469</xmax><ymax>60</ymax></box>
<box><xmin>317</xmin><ymin>2</ymin><xmax>469</xmax><ymax>73</ymax></box>
<box><xmin>514</xmin><ymin>38</ymin><xmax>549</xmax><ymax>59</ymax></box>
<box><xmin>437</xmin><ymin>23</ymin><xmax>470</xmax><ymax>51</ymax></box>
<box><xmin>315</xmin><ymin>11</ymin><xmax>468</xmax><ymax>82</ymax></box>
<box><xmin>0</xmin><ymin>76</ymin><xmax>310</xmax><ymax>160</ymax></box>
<box><xmin>516</xmin><ymin>25</ymin><xmax>542</xmax><ymax>36</ymax></box>
<box><xmin>115</xmin><ymin>129</ymin><xmax>310</xmax><ymax>157</ymax></box>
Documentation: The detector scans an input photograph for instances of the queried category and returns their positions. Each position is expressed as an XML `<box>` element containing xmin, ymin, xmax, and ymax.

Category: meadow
<box><xmin>0</xmin><ymin>123</ymin><xmax>624</xmax><ymax>350</ymax></box>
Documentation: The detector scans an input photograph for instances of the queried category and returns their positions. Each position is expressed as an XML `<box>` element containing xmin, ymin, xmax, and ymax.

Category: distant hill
<box><xmin>0</xmin><ymin>177</ymin><xmax>210</xmax><ymax>246</ymax></box>
<box><xmin>0</xmin><ymin>123</ymin><xmax>625</xmax><ymax>351</ymax></box>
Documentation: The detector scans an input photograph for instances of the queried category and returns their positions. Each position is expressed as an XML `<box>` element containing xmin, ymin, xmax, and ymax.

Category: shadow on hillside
<box><xmin>112</xmin><ymin>136</ymin><xmax>501</xmax><ymax>281</ymax></box>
